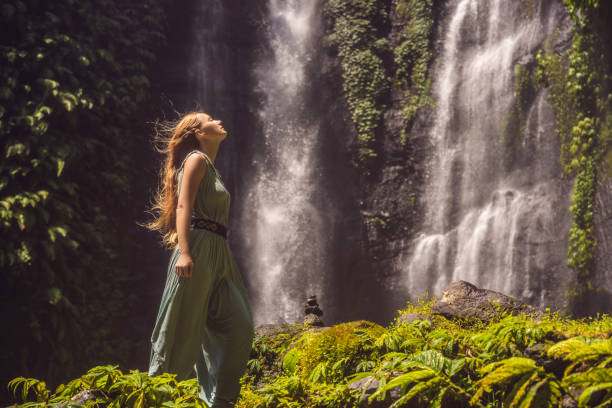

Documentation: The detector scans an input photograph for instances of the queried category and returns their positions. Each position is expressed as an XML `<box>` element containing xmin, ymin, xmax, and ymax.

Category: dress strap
<box><xmin>177</xmin><ymin>150</ymin><xmax>213</xmax><ymax>173</ymax></box>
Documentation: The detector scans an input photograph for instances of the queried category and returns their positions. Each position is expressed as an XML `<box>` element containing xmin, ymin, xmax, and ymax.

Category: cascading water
<box><xmin>244</xmin><ymin>0</ymin><xmax>325</xmax><ymax>325</ymax></box>
<box><xmin>189</xmin><ymin>0</ymin><xmax>226</xmax><ymax>106</ymax></box>
<box><xmin>400</xmin><ymin>0</ymin><xmax>573</xmax><ymax>307</ymax></box>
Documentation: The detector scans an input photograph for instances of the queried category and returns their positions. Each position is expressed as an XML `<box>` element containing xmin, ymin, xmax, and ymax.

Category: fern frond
<box><xmin>403</xmin><ymin>349</ymin><xmax>447</xmax><ymax>373</ymax></box>
<box><xmin>400</xmin><ymin>337</ymin><xmax>426</xmax><ymax>351</ymax></box>
<box><xmin>521</xmin><ymin>376</ymin><xmax>562</xmax><ymax>408</ymax></box>
<box><xmin>504</xmin><ymin>372</ymin><xmax>538</xmax><ymax>407</ymax></box>
<box><xmin>578</xmin><ymin>382</ymin><xmax>612</xmax><ymax>407</ymax></box>
<box><xmin>548</xmin><ymin>337</ymin><xmax>612</xmax><ymax>376</ymax></box>
<box><xmin>7</xmin><ymin>377</ymin><xmax>49</xmax><ymax>403</ymax></box>
<box><xmin>388</xmin><ymin>376</ymin><xmax>445</xmax><ymax>408</ymax></box>
<box><xmin>547</xmin><ymin>337</ymin><xmax>607</xmax><ymax>361</ymax></box>
<box><xmin>345</xmin><ymin>371</ymin><xmax>376</xmax><ymax>383</ymax></box>
<box><xmin>564</xmin><ymin>367</ymin><xmax>612</xmax><ymax>389</ymax></box>
<box><xmin>368</xmin><ymin>370</ymin><xmax>434</xmax><ymax>402</ymax></box>
<box><xmin>471</xmin><ymin>357</ymin><xmax>539</xmax><ymax>404</ymax></box>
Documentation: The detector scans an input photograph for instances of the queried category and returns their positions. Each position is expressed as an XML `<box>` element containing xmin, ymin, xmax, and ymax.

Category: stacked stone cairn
<box><xmin>304</xmin><ymin>295</ymin><xmax>324</xmax><ymax>327</ymax></box>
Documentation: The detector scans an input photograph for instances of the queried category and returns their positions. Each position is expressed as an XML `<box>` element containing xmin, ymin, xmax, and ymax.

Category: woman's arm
<box><xmin>174</xmin><ymin>153</ymin><xmax>207</xmax><ymax>277</ymax></box>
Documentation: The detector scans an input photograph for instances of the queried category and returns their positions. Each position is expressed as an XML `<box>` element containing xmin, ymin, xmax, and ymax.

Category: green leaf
<box><xmin>578</xmin><ymin>382</ymin><xmax>612</xmax><ymax>407</ymax></box>
<box><xmin>6</xmin><ymin>143</ymin><xmax>27</xmax><ymax>158</ymax></box>
<box><xmin>56</xmin><ymin>158</ymin><xmax>65</xmax><ymax>177</ymax></box>
<box><xmin>283</xmin><ymin>348</ymin><xmax>300</xmax><ymax>374</ymax></box>
<box><xmin>46</xmin><ymin>287</ymin><xmax>62</xmax><ymax>305</ymax></box>
<box><xmin>384</xmin><ymin>369</ymin><xmax>435</xmax><ymax>392</ymax></box>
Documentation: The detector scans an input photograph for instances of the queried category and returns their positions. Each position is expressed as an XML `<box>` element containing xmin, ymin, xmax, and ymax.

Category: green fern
<box><xmin>427</xmin><ymin>330</ymin><xmax>462</xmax><ymax>357</ymax></box>
<box><xmin>370</xmin><ymin>350</ymin><xmax>472</xmax><ymax>407</ymax></box>
<box><xmin>548</xmin><ymin>337</ymin><xmax>612</xmax><ymax>376</ymax></box>
<box><xmin>471</xmin><ymin>357</ymin><xmax>562</xmax><ymax>407</ymax></box>
<box><xmin>7</xmin><ymin>377</ymin><xmax>50</xmax><ymax>403</ymax></box>
<box><xmin>8</xmin><ymin>366</ymin><xmax>209</xmax><ymax>408</ymax></box>
<box><xmin>563</xmin><ymin>367</ymin><xmax>612</xmax><ymax>407</ymax></box>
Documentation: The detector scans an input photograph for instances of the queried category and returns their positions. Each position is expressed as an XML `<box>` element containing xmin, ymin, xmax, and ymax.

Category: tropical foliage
<box><xmin>9</xmin><ymin>300</ymin><xmax>612</xmax><ymax>407</ymax></box>
<box><xmin>0</xmin><ymin>0</ymin><xmax>167</xmax><ymax>397</ymax></box>
<box><xmin>533</xmin><ymin>0</ymin><xmax>612</xmax><ymax>312</ymax></box>
<box><xmin>323</xmin><ymin>0</ymin><xmax>389</xmax><ymax>170</ymax></box>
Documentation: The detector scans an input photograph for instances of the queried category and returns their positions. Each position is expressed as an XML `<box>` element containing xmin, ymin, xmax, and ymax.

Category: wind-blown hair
<box><xmin>141</xmin><ymin>112</ymin><xmax>204</xmax><ymax>249</ymax></box>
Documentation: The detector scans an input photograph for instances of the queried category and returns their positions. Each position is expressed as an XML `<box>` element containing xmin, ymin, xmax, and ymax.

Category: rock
<box><xmin>397</xmin><ymin>313</ymin><xmax>429</xmax><ymax>325</ymax></box>
<box><xmin>304</xmin><ymin>295</ymin><xmax>324</xmax><ymax>326</ymax></box>
<box><xmin>254</xmin><ymin>323</ymin><xmax>303</xmax><ymax>338</ymax></box>
<box><xmin>58</xmin><ymin>389</ymin><xmax>106</xmax><ymax>407</ymax></box>
<box><xmin>304</xmin><ymin>313</ymin><xmax>324</xmax><ymax>327</ymax></box>
<box><xmin>432</xmin><ymin>281</ymin><xmax>543</xmax><ymax>321</ymax></box>
<box><xmin>561</xmin><ymin>394</ymin><xmax>578</xmax><ymax>408</ymax></box>
<box><xmin>347</xmin><ymin>375</ymin><xmax>403</xmax><ymax>408</ymax></box>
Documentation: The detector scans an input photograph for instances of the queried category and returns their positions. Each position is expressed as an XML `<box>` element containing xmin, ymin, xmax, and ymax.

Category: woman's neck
<box><xmin>197</xmin><ymin>139</ymin><xmax>221</xmax><ymax>164</ymax></box>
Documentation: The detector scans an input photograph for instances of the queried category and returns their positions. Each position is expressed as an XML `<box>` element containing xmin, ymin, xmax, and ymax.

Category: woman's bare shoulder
<box><xmin>183</xmin><ymin>152</ymin><xmax>207</xmax><ymax>179</ymax></box>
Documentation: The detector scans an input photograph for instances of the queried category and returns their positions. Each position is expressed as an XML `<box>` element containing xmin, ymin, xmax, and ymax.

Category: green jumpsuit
<box><xmin>148</xmin><ymin>150</ymin><xmax>254</xmax><ymax>408</ymax></box>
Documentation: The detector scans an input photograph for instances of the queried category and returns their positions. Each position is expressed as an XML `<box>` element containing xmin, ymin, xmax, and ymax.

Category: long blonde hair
<box><xmin>141</xmin><ymin>112</ymin><xmax>204</xmax><ymax>249</ymax></box>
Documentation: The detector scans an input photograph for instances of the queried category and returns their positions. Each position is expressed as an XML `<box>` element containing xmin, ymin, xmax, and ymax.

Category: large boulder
<box><xmin>432</xmin><ymin>281</ymin><xmax>543</xmax><ymax>321</ymax></box>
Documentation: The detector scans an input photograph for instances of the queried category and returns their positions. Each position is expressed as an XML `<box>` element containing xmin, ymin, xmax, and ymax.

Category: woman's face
<box><xmin>197</xmin><ymin>113</ymin><xmax>227</xmax><ymax>141</ymax></box>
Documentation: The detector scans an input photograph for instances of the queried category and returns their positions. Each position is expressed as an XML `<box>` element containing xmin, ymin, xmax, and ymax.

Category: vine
<box><xmin>535</xmin><ymin>1</ymin><xmax>611</xmax><ymax>312</ymax></box>
<box><xmin>324</xmin><ymin>0</ymin><xmax>436</xmax><ymax>170</ymax></box>
<box><xmin>323</xmin><ymin>0</ymin><xmax>389</xmax><ymax>172</ymax></box>
<box><xmin>393</xmin><ymin>0</ymin><xmax>435</xmax><ymax>145</ymax></box>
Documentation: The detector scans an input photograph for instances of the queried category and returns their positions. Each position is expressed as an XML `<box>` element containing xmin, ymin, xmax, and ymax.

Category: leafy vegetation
<box><xmin>9</xmin><ymin>300</ymin><xmax>612</xmax><ymax>407</ymax></box>
<box><xmin>8</xmin><ymin>366</ymin><xmax>207</xmax><ymax>408</ymax></box>
<box><xmin>323</xmin><ymin>0</ymin><xmax>390</xmax><ymax>171</ymax></box>
<box><xmin>323</xmin><ymin>0</ymin><xmax>436</xmax><ymax>168</ymax></box>
<box><xmin>534</xmin><ymin>1</ymin><xmax>612</xmax><ymax>312</ymax></box>
<box><xmin>393</xmin><ymin>0</ymin><xmax>435</xmax><ymax>145</ymax></box>
<box><xmin>0</xmin><ymin>0</ymin><xmax>166</xmax><ymax>396</ymax></box>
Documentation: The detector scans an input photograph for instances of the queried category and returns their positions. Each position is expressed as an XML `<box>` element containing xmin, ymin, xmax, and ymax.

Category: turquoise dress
<box><xmin>149</xmin><ymin>150</ymin><xmax>254</xmax><ymax>407</ymax></box>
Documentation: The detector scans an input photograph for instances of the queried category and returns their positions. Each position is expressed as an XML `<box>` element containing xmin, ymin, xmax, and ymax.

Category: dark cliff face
<box><xmin>590</xmin><ymin>3</ymin><xmax>612</xmax><ymax>316</ymax></box>
<box><xmin>306</xmin><ymin>0</ymin><xmax>585</xmax><ymax>321</ymax></box>
<box><xmin>305</xmin><ymin>22</ymin><xmax>391</xmax><ymax>323</ymax></box>
<box><xmin>302</xmin><ymin>0</ymin><xmax>436</xmax><ymax>324</ymax></box>
<box><xmin>152</xmin><ymin>0</ymin><xmax>609</xmax><ymax>324</ymax></box>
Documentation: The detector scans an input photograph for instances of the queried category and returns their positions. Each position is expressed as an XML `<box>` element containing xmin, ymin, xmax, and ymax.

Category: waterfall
<box><xmin>244</xmin><ymin>0</ymin><xmax>325</xmax><ymax>325</ymax></box>
<box><xmin>400</xmin><ymin>0</ymin><xmax>573</xmax><ymax>307</ymax></box>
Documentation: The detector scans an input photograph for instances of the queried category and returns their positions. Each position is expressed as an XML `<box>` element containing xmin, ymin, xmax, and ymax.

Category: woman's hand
<box><xmin>175</xmin><ymin>253</ymin><xmax>194</xmax><ymax>278</ymax></box>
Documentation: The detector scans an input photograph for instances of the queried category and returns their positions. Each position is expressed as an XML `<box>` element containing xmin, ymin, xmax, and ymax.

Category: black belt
<box><xmin>191</xmin><ymin>218</ymin><xmax>227</xmax><ymax>239</ymax></box>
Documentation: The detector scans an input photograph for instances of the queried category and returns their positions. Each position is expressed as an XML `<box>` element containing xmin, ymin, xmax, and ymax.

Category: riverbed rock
<box><xmin>58</xmin><ymin>389</ymin><xmax>106</xmax><ymax>407</ymax></box>
<box><xmin>432</xmin><ymin>281</ymin><xmax>543</xmax><ymax>321</ymax></box>
<box><xmin>255</xmin><ymin>323</ymin><xmax>305</xmax><ymax>338</ymax></box>
<box><xmin>397</xmin><ymin>312</ymin><xmax>430</xmax><ymax>325</ymax></box>
<box><xmin>347</xmin><ymin>375</ymin><xmax>403</xmax><ymax>408</ymax></box>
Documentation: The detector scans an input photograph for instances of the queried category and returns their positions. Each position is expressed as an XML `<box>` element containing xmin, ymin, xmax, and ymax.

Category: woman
<box><xmin>144</xmin><ymin>112</ymin><xmax>254</xmax><ymax>408</ymax></box>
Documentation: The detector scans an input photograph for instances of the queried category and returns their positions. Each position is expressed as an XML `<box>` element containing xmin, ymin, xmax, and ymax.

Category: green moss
<box><xmin>11</xmin><ymin>301</ymin><xmax>612</xmax><ymax>408</ymax></box>
<box><xmin>296</xmin><ymin>321</ymin><xmax>385</xmax><ymax>378</ymax></box>
<box><xmin>369</xmin><ymin>216</ymin><xmax>389</xmax><ymax>229</ymax></box>
<box><xmin>324</xmin><ymin>0</ymin><xmax>389</xmax><ymax>172</ymax></box>
<box><xmin>394</xmin><ymin>0</ymin><xmax>435</xmax><ymax>133</ymax></box>
<box><xmin>324</xmin><ymin>0</ymin><xmax>435</xmax><ymax>171</ymax></box>
<box><xmin>536</xmin><ymin>5</ymin><xmax>612</xmax><ymax>313</ymax></box>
